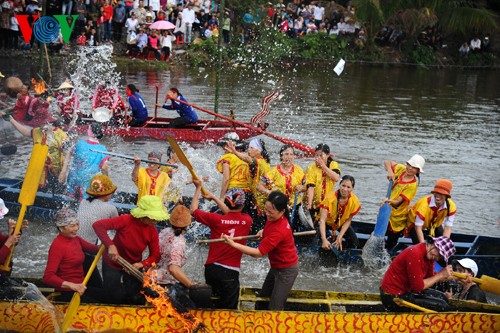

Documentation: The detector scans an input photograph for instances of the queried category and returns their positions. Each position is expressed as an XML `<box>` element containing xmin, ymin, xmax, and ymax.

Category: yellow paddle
<box><xmin>453</xmin><ymin>272</ymin><xmax>500</xmax><ymax>295</ymax></box>
<box><xmin>393</xmin><ymin>298</ymin><xmax>436</xmax><ymax>313</ymax></box>
<box><xmin>0</xmin><ymin>143</ymin><xmax>48</xmax><ymax>273</ymax></box>
<box><xmin>61</xmin><ymin>245</ymin><xmax>105</xmax><ymax>333</ymax></box>
<box><xmin>166</xmin><ymin>136</ymin><xmax>207</xmax><ymax>196</ymax></box>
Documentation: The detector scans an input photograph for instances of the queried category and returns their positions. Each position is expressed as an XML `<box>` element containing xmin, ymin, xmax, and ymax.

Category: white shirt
<box><xmin>181</xmin><ymin>7</ymin><xmax>195</xmax><ymax>25</ymax></box>
<box><xmin>470</xmin><ymin>38</ymin><xmax>481</xmax><ymax>50</ymax></box>
<box><xmin>125</xmin><ymin>17</ymin><xmax>139</xmax><ymax>33</ymax></box>
<box><xmin>414</xmin><ymin>196</ymin><xmax>455</xmax><ymax>228</ymax></box>
<box><xmin>313</xmin><ymin>6</ymin><xmax>324</xmax><ymax>21</ymax></box>
<box><xmin>160</xmin><ymin>34</ymin><xmax>174</xmax><ymax>48</ymax></box>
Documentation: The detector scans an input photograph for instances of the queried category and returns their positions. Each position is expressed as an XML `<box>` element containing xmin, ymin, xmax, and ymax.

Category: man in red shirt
<box><xmin>191</xmin><ymin>179</ymin><xmax>252</xmax><ymax>309</ymax></box>
<box><xmin>380</xmin><ymin>235</ymin><xmax>455</xmax><ymax>312</ymax></box>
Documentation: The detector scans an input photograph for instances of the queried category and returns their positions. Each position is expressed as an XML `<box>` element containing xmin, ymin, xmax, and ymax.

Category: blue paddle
<box><xmin>290</xmin><ymin>193</ymin><xmax>299</xmax><ymax>228</ymax></box>
<box><xmin>373</xmin><ymin>180</ymin><xmax>394</xmax><ymax>237</ymax></box>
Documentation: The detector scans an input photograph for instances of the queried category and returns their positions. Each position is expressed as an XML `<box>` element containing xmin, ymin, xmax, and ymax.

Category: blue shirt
<box><xmin>162</xmin><ymin>95</ymin><xmax>198</xmax><ymax>123</ymax></box>
<box><xmin>128</xmin><ymin>93</ymin><xmax>148</xmax><ymax>122</ymax></box>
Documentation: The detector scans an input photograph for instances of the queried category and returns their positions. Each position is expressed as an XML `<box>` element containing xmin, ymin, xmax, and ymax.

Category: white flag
<box><xmin>334</xmin><ymin>58</ymin><xmax>345</xmax><ymax>76</ymax></box>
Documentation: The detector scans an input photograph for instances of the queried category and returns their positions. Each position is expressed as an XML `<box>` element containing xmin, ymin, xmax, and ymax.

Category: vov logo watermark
<box><xmin>16</xmin><ymin>15</ymin><xmax>79</xmax><ymax>44</ymax></box>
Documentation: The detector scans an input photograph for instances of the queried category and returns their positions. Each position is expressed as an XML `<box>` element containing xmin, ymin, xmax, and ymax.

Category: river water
<box><xmin>0</xmin><ymin>52</ymin><xmax>499</xmax><ymax>298</ymax></box>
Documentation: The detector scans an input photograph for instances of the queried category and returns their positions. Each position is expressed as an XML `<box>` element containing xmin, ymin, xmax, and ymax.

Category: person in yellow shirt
<box><xmin>257</xmin><ymin>144</ymin><xmax>306</xmax><ymax>230</ymax></box>
<box><xmin>406</xmin><ymin>179</ymin><xmax>456</xmax><ymax>244</ymax></box>
<box><xmin>132</xmin><ymin>151</ymin><xmax>171</xmax><ymax>205</ymax></box>
<box><xmin>305</xmin><ymin>143</ymin><xmax>341</xmax><ymax>223</ymax></box>
<box><xmin>383</xmin><ymin>154</ymin><xmax>425</xmax><ymax>250</ymax></box>
<box><xmin>318</xmin><ymin>175</ymin><xmax>361</xmax><ymax>252</ymax></box>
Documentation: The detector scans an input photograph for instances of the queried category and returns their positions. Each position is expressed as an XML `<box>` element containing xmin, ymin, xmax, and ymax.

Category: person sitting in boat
<box><xmin>305</xmin><ymin>143</ymin><xmax>341</xmax><ymax>224</ymax></box>
<box><xmin>223</xmin><ymin>138</ymin><xmax>271</xmax><ymax>232</ymax></box>
<box><xmin>132</xmin><ymin>151</ymin><xmax>171</xmax><ymax>205</ymax></box>
<box><xmin>257</xmin><ymin>144</ymin><xmax>306</xmax><ymax>233</ymax></box>
<box><xmin>126</xmin><ymin>84</ymin><xmax>148</xmax><ymax>127</ymax></box>
<box><xmin>318</xmin><ymin>175</ymin><xmax>361</xmax><ymax>253</ymax></box>
<box><xmin>54</xmin><ymin>80</ymin><xmax>81</xmax><ymax>125</ymax></box>
<box><xmin>406</xmin><ymin>179</ymin><xmax>456</xmax><ymax>245</ymax></box>
<box><xmin>43</xmin><ymin>208</ymin><xmax>105</xmax><ymax>303</ymax></box>
<box><xmin>160</xmin><ymin>146</ymin><xmax>179</xmax><ymax>179</ymax></box>
<box><xmin>157</xmin><ymin>88</ymin><xmax>199</xmax><ymax>128</ymax></box>
<box><xmin>383</xmin><ymin>154</ymin><xmax>425</xmax><ymax>250</ymax></box>
<box><xmin>91</xmin><ymin>81</ymin><xmax>127</xmax><ymax>124</ymax></box>
<box><xmin>63</xmin><ymin>123</ymin><xmax>111</xmax><ymax>201</ymax></box>
<box><xmin>380</xmin><ymin>235</ymin><xmax>455</xmax><ymax>312</ymax></box>
<box><xmin>223</xmin><ymin>191</ymin><xmax>299</xmax><ymax>311</ymax></box>
<box><xmin>445</xmin><ymin>258</ymin><xmax>487</xmax><ymax>303</ymax></box>
<box><xmin>11</xmin><ymin>84</ymin><xmax>53</xmax><ymax>128</ymax></box>
<box><xmin>191</xmin><ymin>180</ymin><xmax>252</xmax><ymax>309</ymax></box>
<box><xmin>154</xmin><ymin>205</ymin><xmax>212</xmax><ymax>312</ymax></box>
<box><xmin>1</xmin><ymin>113</ymin><xmax>70</xmax><ymax>193</ymax></box>
<box><xmin>93</xmin><ymin>195</ymin><xmax>164</xmax><ymax>305</ymax></box>
<box><xmin>216</xmin><ymin>133</ymin><xmax>257</xmax><ymax>231</ymax></box>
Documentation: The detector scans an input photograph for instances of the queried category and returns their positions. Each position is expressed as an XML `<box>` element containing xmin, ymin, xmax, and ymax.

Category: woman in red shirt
<box><xmin>223</xmin><ymin>190</ymin><xmax>299</xmax><ymax>310</ymax></box>
<box><xmin>102</xmin><ymin>0</ymin><xmax>113</xmax><ymax>42</ymax></box>
<box><xmin>43</xmin><ymin>208</ymin><xmax>104</xmax><ymax>303</ymax></box>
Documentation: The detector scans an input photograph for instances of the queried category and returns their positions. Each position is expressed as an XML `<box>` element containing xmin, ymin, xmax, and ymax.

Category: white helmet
<box><xmin>456</xmin><ymin>258</ymin><xmax>478</xmax><ymax>277</ymax></box>
<box><xmin>406</xmin><ymin>154</ymin><xmax>425</xmax><ymax>173</ymax></box>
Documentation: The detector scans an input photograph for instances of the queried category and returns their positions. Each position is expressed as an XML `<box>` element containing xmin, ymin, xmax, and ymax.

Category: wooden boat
<box><xmin>72</xmin><ymin>116</ymin><xmax>263</xmax><ymax>142</ymax></box>
<box><xmin>2</xmin><ymin>176</ymin><xmax>499</xmax><ymax>278</ymax></box>
<box><xmin>0</xmin><ymin>286</ymin><xmax>499</xmax><ymax>333</ymax></box>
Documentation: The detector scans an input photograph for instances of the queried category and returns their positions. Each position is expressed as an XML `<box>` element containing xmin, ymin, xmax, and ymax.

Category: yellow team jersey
<box><xmin>32</xmin><ymin>127</ymin><xmax>68</xmax><ymax>186</ymax></box>
<box><xmin>305</xmin><ymin>160</ymin><xmax>341</xmax><ymax>209</ymax></box>
<box><xmin>216</xmin><ymin>153</ymin><xmax>251</xmax><ymax>190</ymax></box>
<box><xmin>407</xmin><ymin>195</ymin><xmax>456</xmax><ymax>236</ymax></box>
<box><xmin>134</xmin><ymin>168</ymin><xmax>171</xmax><ymax>204</ymax></box>
<box><xmin>319</xmin><ymin>190</ymin><xmax>361</xmax><ymax>231</ymax></box>
<box><xmin>263</xmin><ymin>164</ymin><xmax>305</xmax><ymax>206</ymax></box>
<box><xmin>389</xmin><ymin>163</ymin><xmax>418</xmax><ymax>232</ymax></box>
<box><xmin>251</xmin><ymin>157</ymin><xmax>271</xmax><ymax>213</ymax></box>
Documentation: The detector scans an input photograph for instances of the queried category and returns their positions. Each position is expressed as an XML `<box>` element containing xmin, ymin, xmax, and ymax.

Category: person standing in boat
<box><xmin>223</xmin><ymin>190</ymin><xmax>299</xmax><ymax>311</ymax></box>
<box><xmin>383</xmin><ymin>154</ymin><xmax>425</xmax><ymax>250</ymax></box>
<box><xmin>1</xmin><ymin>113</ymin><xmax>70</xmax><ymax>193</ymax></box>
<box><xmin>318</xmin><ymin>175</ymin><xmax>361</xmax><ymax>252</ymax></box>
<box><xmin>126</xmin><ymin>84</ymin><xmax>148</xmax><ymax>127</ymax></box>
<box><xmin>406</xmin><ymin>179</ymin><xmax>456</xmax><ymax>244</ymax></box>
<box><xmin>63</xmin><ymin>122</ymin><xmax>110</xmax><ymax>201</ymax></box>
<box><xmin>257</xmin><ymin>144</ymin><xmax>306</xmax><ymax>232</ymax></box>
<box><xmin>224</xmin><ymin>138</ymin><xmax>271</xmax><ymax>232</ymax></box>
<box><xmin>93</xmin><ymin>195</ymin><xmax>164</xmax><ymax>305</ymax></box>
<box><xmin>190</xmin><ymin>179</ymin><xmax>252</xmax><ymax>309</ymax></box>
<box><xmin>54</xmin><ymin>80</ymin><xmax>81</xmax><ymax>125</ymax></box>
<box><xmin>380</xmin><ymin>235</ymin><xmax>455</xmax><ymax>312</ymax></box>
<box><xmin>132</xmin><ymin>151</ymin><xmax>171</xmax><ymax>205</ymax></box>
<box><xmin>157</xmin><ymin>88</ymin><xmax>198</xmax><ymax>128</ymax></box>
<box><xmin>154</xmin><ymin>205</ymin><xmax>211</xmax><ymax>312</ymax></box>
<box><xmin>445</xmin><ymin>258</ymin><xmax>487</xmax><ymax>303</ymax></box>
<box><xmin>43</xmin><ymin>208</ymin><xmax>105</xmax><ymax>303</ymax></box>
<box><xmin>216</xmin><ymin>133</ymin><xmax>257</xmax><ymax>231</ymax></box>
<box><xmin>305</xmin><ymin>143</ymin><xmax>341</xmax><ymax>223</ymax></box>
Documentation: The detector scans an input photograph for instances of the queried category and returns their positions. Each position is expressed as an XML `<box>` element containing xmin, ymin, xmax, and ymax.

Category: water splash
<box><xmin>21</xmin><ymin>282</ymin><xmax>64</xmax><ymax>333</ymax></box>
<box><xmin>361</xmin><ymin>235</ymin><xmax>392</xmax><ymax>269</ymax></box>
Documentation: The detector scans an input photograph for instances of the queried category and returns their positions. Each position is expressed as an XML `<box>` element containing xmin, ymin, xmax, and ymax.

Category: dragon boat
<box><xmin>0</xmin><ymin>286</ymin><xmax>499</xmax><ymax>333</ymax></box>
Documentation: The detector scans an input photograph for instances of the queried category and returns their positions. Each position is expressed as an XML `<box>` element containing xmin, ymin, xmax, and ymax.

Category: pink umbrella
<box><xmin>149</xmin><ymin>20</ymin><xmax>175</xmax><ymax>30</ymax></box>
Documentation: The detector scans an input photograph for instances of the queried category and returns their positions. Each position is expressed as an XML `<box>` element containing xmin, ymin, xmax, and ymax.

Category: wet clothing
<box><xmin>0</xmin><ymin>233</ymin><xmax>11</xmax><ymax>268</ymax></box>
<box><xmin>262</xmin><ymin>164</ymin><xmax>305</xmax><ymax>206</ymax></box>
<box><xmin>305</xmin><ymin>160</ymin><xmax>341</xmax><ymax>209</ymax></box>
<box><xmin>216</xmin><ymin>153</ymin><xmax>252</xmax><ymax>191</ymax></box>
<box><xmin>128</xmin><ymin>92</ymin><xmax>148</xmax><ymax>124</ymax></box>
<box><xmin>388</xmin><ymin>163</ymin><xmax>418</xmax><ymax>232</ymax></box>
<box><xmin>319</xmin><ymin>191</ymin><xmax>361</xmax><ymax>231</ymax></box>
<box><xmin>77</xmin><ymin>199</ymin><xmax>118</xmax><ymax>244</ymax></box>
<box><xmin>155</xmin><ymin>227</ymin><xmax>186</xmax><ymax>285</ymax></box>
<box><xmin>249</xmin><ymin>157</ymin><xmax>270</xmax><ymax>213</ymax></box>
<box><xmin>134</xmin><ymin>168</ymin><xmax>171</xmax><ymax>204</ymax></box>
<box><xmin>32</xmin><ymin>127</ymin><xmax>69</xmax><ymax>189</ymax></box>
<box><xmin>460</xmin><ymin>284</ymin><xmax>487</xmax><ymax>303</ymax></box>
<box><xmin>66</xmin><ymin>139</ymin><xmax>109</xmax><ymax>200</ymax></box>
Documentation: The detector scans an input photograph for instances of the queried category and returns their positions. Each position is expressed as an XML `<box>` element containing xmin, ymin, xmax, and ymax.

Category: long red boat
<box><xmin>73</xmin><ymin>116</ymin><xmax>263</xmax><ymax>142</ymax></box>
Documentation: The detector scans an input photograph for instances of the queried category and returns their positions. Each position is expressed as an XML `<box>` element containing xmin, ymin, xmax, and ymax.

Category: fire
<box><xmin>142</xmin><ymin>267</ymin><xmax>203</xmax><ymax>333</ymax></box>
<box><xmin>31</xmin><ymin>77</ymin><xmax>47</xmax><ymax>95</ymax></box>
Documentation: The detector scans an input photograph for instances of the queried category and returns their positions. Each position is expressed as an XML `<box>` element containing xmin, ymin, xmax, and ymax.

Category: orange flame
<box><xmin>142</xmin><ymin>267</ymin><xmax>203</xmax><ymax>333</ymax></box>
<box><xmin>31</xmin><ymin>77</ymin><xmax>47</xmax><ymax>95</ymax></box>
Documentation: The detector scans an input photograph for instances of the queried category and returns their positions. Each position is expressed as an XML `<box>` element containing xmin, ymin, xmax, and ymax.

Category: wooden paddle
<box><xmin>453</xmin><ymin>272</ymin><xmax>500</xmax><ymax>295</ymax></box>
<box><xmin>61</xmin><ymin>245</ymin><xmax>105</xmax><ymax>333</ymax></box>
<box><xmin>0</xmin><ymin>143</ymin><xmax>48</xmax><ymax>273</ymax></box>
<box><xmin>393</xmin><ymin>298</ymin><xmax>436</xmax><ymax>313</ymax></box>
<box><xmin>373</xmin><ymin>180</ymin><xmax>394</xmax><ymax>237</ymax></box>
<box><xmin>173</xmin><ymin>98</ymin><xmax>316</xmax><ymax>157</ymax></box>
<box><xmin>196</xmin><ymin>230</ymin><xmax>316</xmax><ymax>244</ymax></box>
<box><xmin>89</xmin><ymin>149</ymin><xmax>178</xmax><ymax>168</ymax></box>
<box><xmin>116</xmin><ymin>256</ymin><xmax>144</xmax><ymax>282</ymax></box>
<box><xmin>166</xmin><ymin>136</ymin><xmax>207</xmax><ymax>195</ymax></box>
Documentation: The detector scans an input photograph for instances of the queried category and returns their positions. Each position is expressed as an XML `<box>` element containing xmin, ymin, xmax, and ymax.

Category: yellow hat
<box><xmin>56</xmin><ymin>81</ymin><xmax>74</xmax><ymax>90</ymax></box>
<box><xmin>86</xmin><ymin>174</ymin><xmax>117</xmax><ymax>197</ymax></box>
